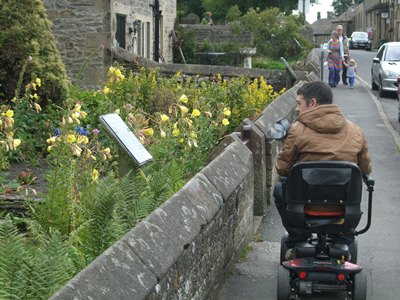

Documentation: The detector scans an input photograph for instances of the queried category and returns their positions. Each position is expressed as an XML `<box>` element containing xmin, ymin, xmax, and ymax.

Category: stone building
<box><xmin>43</xmin><ymin>0</ymin><xmax>176</xmax><ymax>86</ymax></box>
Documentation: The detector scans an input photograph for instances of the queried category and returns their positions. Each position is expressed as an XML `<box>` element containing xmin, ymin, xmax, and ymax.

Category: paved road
<box><xmin>218</xmin><ymin>52</ymin><xmax>400</xmax><ymax>300</ymax></box>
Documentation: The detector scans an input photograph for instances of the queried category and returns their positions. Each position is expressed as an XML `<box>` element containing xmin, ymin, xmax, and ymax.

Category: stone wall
<box><xmin>180</xmin><ymin>24</ymin><xmax>254</xmax><ymax>46</ymax></box>
<box><xmin>50</xmin><ymin>49</ymin><xmax>322</xmax><ymax>300</ymax></box>
<box><xmin>43</xmin><ymin>0</ymin><xmax>111</xmax><ymax>86</ymax></box>
<box><xmin>113</xmin><ymin>47</ymin><xmax>292</xmax><ymax>93</ymax></box>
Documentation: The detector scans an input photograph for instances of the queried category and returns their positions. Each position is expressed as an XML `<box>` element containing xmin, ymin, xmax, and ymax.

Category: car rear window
<box><xmin>352</xmin><ymin>32</ymin><xmax>368</xmax><ymax>39</ymax></box>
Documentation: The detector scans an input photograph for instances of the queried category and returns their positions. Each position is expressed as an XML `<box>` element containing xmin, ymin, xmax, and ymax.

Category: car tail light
<box><xmin>337</xmin><ymin>273</ymin><xmax>346</xmax><ymax>281</ymax></box>
<box><xmin>299</xmin><ymin>271</ymin><xmax>307</xmax><ymax>280</ymax></box>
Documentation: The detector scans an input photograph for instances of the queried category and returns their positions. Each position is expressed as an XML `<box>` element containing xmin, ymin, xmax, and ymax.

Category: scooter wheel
<box><xmin>277</xmin><ymin>265</ymin><xmax>291</xmax><ymax>300</ymax></box>
<box><xmin>349</xmin><ymin>240</ymin><xmax>358</xmax><ymax>264</ymax></box>
<box><xmin>352</xmin><ymin>270</ymin><xmax>367</xmax><ymax>300</ymax></box>
<box><xmin>280</xmin><ymin>234</ymin><xmax>289</xmax><ymax>264</ymax></box>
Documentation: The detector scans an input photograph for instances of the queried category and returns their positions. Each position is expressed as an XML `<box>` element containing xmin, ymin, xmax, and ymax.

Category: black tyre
<box><xmin>378</xmin><ymin>77</ymin><xmax>386</xmax><ymax>97</ymax></box>
<box><xmin>371</xmin><ymin>74</ymin><xmax>378</xmax><ymax>90</ymax></box>
<box><xmin>280</xmin><ymin>234</ymin><xmax>289</xmax><ymax>264</ymax></box>
<box><xmin>277</xmin><ymin>265</ymin><xmax>291</xmax><ymax>300</ymax></box>
<box><xmin>349</xmin><ymin>240</ymin><xmax>358</xmax><ymax>264</ymax></box>
<box><xmin>352</xmin><ymin>270</ymin><xmax>367</xmax><ymax>300</ymax></box>
<box><xmin>398</xmin><ymin>98</ymin><xmax>400</xmax><ymax>122</ymax></box>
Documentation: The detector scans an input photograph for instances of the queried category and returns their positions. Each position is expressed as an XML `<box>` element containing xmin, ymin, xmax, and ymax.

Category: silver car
<box><xmin>371</xmin><ymin>42</ymin><xmax>400</xmax><ymax>97</ymax></box>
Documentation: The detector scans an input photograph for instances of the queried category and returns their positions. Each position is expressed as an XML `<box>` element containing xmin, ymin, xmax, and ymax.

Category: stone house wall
<box><xmin>43</xmin><ymin>0</ymin><xmax>176</xmax><ymax>86</ymax></box>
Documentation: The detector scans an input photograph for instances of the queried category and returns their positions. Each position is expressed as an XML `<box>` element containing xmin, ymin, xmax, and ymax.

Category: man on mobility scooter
<box><xmin>272</xmin><ymin>81</ymin><xmax>374</xmax><ymax>299</ymax></box>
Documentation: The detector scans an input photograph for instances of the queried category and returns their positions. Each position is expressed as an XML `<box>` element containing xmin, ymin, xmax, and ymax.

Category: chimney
<box><xmin>317</xmin><ymin>12</ymin><xmax>321</xmax><ymax>20</ymax></box>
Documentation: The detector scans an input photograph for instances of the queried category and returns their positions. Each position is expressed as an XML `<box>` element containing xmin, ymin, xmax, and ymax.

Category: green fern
<box><xmin>0</xmin><ymin>216</ymin><xmax>32</xmax><ymax>299</ymax></box>
<box><xmin>0</xmin><ymin>216</ymin><xmax>79</xmax><ymax>299</ymax></box>
<box><xmin>81</xmin><ymin>174</ymin><xmax>127</xmax><ymax>261</ymax></box>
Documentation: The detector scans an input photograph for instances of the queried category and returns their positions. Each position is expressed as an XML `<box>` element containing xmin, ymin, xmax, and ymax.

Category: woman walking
<box><xmin>326</xmin><ymin>31</ymin><xmax>344</xmax><ymax>87</ymax></box>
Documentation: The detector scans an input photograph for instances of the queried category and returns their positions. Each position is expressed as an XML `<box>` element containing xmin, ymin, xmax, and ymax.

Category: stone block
<box><xmin>50</xmin><ymin>240</ymin><xmax>156</xmax><ymax>300</ymax></box>
<box><xmin>201</xmin><ymin>141</ymin><xmax>252</xmax><ymax>202</ymax></box>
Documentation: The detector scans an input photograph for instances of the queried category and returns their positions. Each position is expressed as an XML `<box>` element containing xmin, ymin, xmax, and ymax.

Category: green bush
<box><xmin>0</xmin><ymin>0</ymin><xmax>69</xmax><ymax>104</ymax></box>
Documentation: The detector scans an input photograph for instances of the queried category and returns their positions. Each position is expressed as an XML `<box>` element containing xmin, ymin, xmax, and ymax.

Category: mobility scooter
<box><xmin>276</xmin><ymin>160</ymin><xmax>374</xmax><ymax>300</ymax></box>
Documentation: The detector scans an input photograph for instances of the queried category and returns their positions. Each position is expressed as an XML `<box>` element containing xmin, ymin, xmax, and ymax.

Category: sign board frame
<box><xmin>99</xmin><ymin>113</ymin><xmax>153</xmax><ymax>166</ymax></box>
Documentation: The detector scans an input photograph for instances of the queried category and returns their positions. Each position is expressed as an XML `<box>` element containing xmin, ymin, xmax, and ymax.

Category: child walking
<box><xmin>344</xmin><ymin>58</ymin><xmax>357</xmax><ymax>89</ymax></box>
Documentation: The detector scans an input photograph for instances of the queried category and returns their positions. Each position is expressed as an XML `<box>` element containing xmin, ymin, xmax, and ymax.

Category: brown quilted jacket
<box><xmin>275</xmin><ymin>104</ymin><xmax>372</xmax><ymax>176</ymax></box>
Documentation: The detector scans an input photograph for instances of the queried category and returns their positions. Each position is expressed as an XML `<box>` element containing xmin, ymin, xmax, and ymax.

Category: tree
<box><xmin>178</xmin><ymin>0</ymin><xmax>318</xmax><ymax>22</ymax></box>
<box><xmin>332</xmin><ymin>0</ymin><xmax>364</xmax><ymax>17</ymax></box>
<box><xmin>0</xmin><ymin>0</ymin><xmax>69</xmax><ymax>104</ymax></box>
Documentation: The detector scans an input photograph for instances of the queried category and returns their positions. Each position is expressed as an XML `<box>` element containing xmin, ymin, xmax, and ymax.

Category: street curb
<box><xmin>357</xmin><ymin>75</ymin><xmax>400</xmax><ymax>152</ymax></box>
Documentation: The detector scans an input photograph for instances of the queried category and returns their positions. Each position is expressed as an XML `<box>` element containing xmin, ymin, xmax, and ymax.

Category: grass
<box><xmin>239</xmin><ymin>244</ymin><xmax>253</xmax><ymax>261</ymax></box>
<box><xmin>252</xmin><ymin>55</ymin><xmax>302</xmax><ymax>70</ymax></box>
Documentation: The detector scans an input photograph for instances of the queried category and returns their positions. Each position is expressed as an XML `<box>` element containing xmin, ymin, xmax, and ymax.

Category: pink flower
<box><xmin>92</xmin><ymin>128</ymin><xmax>100</xmax><ymax>135</ymax></box>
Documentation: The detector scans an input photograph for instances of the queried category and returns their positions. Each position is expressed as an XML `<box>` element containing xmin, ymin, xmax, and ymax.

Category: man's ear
<box><xmin>310</xmin><ymin>98</ymin><xmax>318</xmax><ymax>108</ymax></box>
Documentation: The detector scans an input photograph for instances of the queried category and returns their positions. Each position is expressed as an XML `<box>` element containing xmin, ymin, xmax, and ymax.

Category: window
<box><xmin>116</xmin><ymin>14</ymin><xmax>126</xmax><ymax>49</ymax></box>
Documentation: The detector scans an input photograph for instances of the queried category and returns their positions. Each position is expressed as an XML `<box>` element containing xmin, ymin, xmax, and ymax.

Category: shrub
<box><xmin>0</xmin><ymin>0</ymin><xmax>69</xmax><ymax>104</ymax></box>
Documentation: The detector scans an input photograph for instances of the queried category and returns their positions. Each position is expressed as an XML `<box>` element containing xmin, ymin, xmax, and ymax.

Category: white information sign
<box><xmin>99</xmin><ymin>113</ymin><xmax>153</xmax><ymax>166</ymax></box>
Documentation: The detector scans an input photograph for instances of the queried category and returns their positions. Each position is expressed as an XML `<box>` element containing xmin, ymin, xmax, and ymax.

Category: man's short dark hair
<box><xmin>297</xmin><ymin>81</ymin><xmax>333</xmax><ymax>105</ymax></box>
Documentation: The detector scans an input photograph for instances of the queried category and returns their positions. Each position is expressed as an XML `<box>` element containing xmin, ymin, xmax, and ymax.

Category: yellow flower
<box><xmin>77</xmin><ymin>135</ymin><xmax>89</xmax><ymax>144</ymax></box>
<box><xmin>222</xmin><ymin>118</ymin><xmax>230</xmax><ymax>126</ymax></box>
<box><xmin>67</xmin><ymin>134</ymin><xmax>76</xmax><ymax>143</ymax></box>
<box><xmin>47</xmin><ymin>146</ymin><xmax>53</xmax><ymax>152</ymax></box>
<box><xmin>34</xmin><ymin>103</ymin><xmax>42</xmax><ymax>112</ymax></box>
<box><xmin>114</xmin><ymin>109</ymin><xmax>120</xmax><ymax>115</ymax></box>
<box><xmin>160</xmin><ymin>129</ymin><xmax>166</xmax><ymax>138</ymax></box>
<box><xmin>103</xmin><ymin>86</ymin><xmax>111</xmax><ymax>94</ymax></box>
<box><xmin>35</xmin><ymin>78</ymin><xmax>41</xmax><ymax>87</ymax></box>
<box><xmin>92</xmin><ymin>169</ymin><xmax>99</xmax><ymax>182</ymax></box>
<box><xmin>71</xmin><ymin>144</ymin><xmax>82</xmax><ymax>156</ymax></box>
<box><xmin>142</xmin><ymin>128</ymin><xmax>154</xmax><ymax>136</ymax></box>
<box><xmin>46</xmin><ymin>136</ymin><xmax>57</xmax><ymax>144</ymax></box>
<box><xmin>13</xmin><ymin>139</ymin><xmax>21</xmax><ymax>148</ymax></box>
<box><xmin>179</xmin><ymin>105</ymin><xmax>189</xmax><ymax>115</ymax></box>
<box><xmin>190</xmin><ymin>132</ymin><xmax>197</xmax><ymax>138</ymax></box>
<box><xmin>172</xmin><ymin>129</ymin><xmax>180</xmax><ymax>136</ymax></box>
<box><xmin>179</xmin><ymin>94</ymin><xmax>188</xmax><ymax>103</ymax></box>
<box><xmin>5</xmin><ymin>110</ymin><xmax>13</xmax><ymax>117</ymax></box>
<box><xmin>161</xmin><ymin>114</ymin><xmax>169</xmax><ymax>122</ymax></box>
<box><xmin>179</xmin><ymin>138</ymin><xmax>184</xmax><ymax>143</ymax></box>
<box><xmin>103</xmin><ymin>147</ymin><xmax>110</xmax><ymax>155</ymax></box>
<box><xmin>223</xmin><ymin>108</ymin><xmax>231</xmax><ymax>116</ymax></box>
<box><xmin>192</xmin><ymin>109</ymin><xmax>201</xmax><ymax>117</ymax></box>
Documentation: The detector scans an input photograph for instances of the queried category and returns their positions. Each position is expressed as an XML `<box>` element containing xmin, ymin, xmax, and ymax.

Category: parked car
<box><xmin>349</xmin><ymin>31</ymin><xmax>371</xmax><ymax>51</ymax></box>
<box><xmin>371</xmin><ymin>42</ymin><xmax>400</xmax><ymax>97</ymax></box>
<box><xmin>397</xmin><ymin>77</ymin><xmax>400</xmax><ymax>122</ymax></box>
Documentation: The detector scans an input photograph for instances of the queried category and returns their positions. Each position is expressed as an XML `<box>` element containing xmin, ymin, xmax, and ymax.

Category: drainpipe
<box><xmin>152</xmin><ymin>0</ymin><xmax>161</xmax><ymax>62</ymax></box>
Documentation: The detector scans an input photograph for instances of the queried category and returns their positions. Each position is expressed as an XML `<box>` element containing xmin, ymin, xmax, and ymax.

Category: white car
<box><xmin>371</xmin><ymin>42</ymin><xmax>400</xmax><ymax>97</ymax></box>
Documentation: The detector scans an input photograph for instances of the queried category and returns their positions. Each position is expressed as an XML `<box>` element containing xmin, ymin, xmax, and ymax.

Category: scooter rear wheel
<box><xmin>280</xmin><ymin>234</ymin><xmax>289</xmax><ymax>264</ymax></box>
<box><xmin>352</xmin><ymin>270</ymin><xmax>367</xmax><ymax>300</ymax></box>
<box><xmin>277</xmin><ymin>265</ymin><xmax>291</xmax><ymax>300</ymax></box>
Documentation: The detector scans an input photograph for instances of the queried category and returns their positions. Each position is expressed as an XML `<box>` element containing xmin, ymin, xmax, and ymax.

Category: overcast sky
<box><xmin>306</xmin><ymin>1</ymin><xmax>334</xmax><ymax>24</ymax></box>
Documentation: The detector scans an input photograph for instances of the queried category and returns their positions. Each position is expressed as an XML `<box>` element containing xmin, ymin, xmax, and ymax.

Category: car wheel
<box><xmin>398</xmin><ymin>98</ymin><xmax>400</xmax><ymax>122</ymax></box>
<box><xmin>371</xmin><ymin>74</ymin><xmax>378</xmax><ymax>90</ymax></box>
<box><xmin>379</xmin><ymin>77</ymin><xmax>386</xmax><ymax>97</ymax></box>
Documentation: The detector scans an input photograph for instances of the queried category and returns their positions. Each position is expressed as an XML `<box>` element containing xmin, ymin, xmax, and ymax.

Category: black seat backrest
<box><xmin>283</xmin><ymin>161</ymin><xmax>363</xmax><ymax>233</ymax></box>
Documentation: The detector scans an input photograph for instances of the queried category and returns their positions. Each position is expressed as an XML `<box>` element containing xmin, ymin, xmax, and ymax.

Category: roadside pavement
<box><xmin>218</xmin><ymin>77</ymin><xmax>400</xmax><ymax>299</ymax></box>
